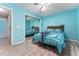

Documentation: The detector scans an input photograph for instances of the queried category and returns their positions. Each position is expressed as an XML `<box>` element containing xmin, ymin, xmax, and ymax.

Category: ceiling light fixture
<box><xmin>34</xmin><ymin>3</ymin><xmax>51</xmax><ymax>12</ymax></box>
<box><xmin>41</xmin><ymin>6</ymin><xmax>46</xmax><ymax>11</ymax></box>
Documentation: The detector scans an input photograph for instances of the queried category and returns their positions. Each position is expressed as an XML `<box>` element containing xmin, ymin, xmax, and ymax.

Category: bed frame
<box><xmin>47</xmin><ymin>25</ymin><xmax>64</xmax><ymax>30</ymax></box>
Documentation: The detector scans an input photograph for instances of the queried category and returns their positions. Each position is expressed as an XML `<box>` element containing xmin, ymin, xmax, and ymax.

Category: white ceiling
<box><xmin>16</xmin><ymin>3</ymin><xmax>79</xmax><ymax>17</ymax></box>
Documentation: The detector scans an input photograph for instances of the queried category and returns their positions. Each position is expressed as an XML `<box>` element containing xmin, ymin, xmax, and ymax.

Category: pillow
<box><xmin>47</xmin><ymin>29</ymin><xmax>63</xmax><ymax>34</ymax></box>
<box><xmin>47</xmin><ymin>29</ymin><xmax>55</xmax><ymax>34</ymax></box>
<box><xmin>48</xmin><ymin>29</ymin><xmax>55</xmax><ymax>32</ymax></box>
<box><xmin>55</xmin><ymin>29</ymin><xmax>62</xmax><ymax>33</ymax></box>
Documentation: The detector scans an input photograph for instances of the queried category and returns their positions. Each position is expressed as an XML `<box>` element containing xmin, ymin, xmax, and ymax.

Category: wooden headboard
<box><xmin>47</xmin><ymin>25</ymin><xmax>64</xmax><ymax>29</ymax></box>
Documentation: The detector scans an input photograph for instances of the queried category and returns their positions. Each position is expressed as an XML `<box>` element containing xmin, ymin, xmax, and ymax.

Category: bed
<box><xmin>43</xmin><ymin>25</ymin><xmax>65</xmax><ymax>53</ymax></box>
<box><xmin>32</xmin><ymin>25</ymin><xmax>65</xmax><ymax>53</ymax></box>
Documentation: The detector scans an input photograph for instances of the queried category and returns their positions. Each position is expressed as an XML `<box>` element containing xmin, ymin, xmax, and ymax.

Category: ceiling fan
<box><xmin>34</xmin><ymin>3</ymin><xmax>51</xmax><ymax>12</ymax></box>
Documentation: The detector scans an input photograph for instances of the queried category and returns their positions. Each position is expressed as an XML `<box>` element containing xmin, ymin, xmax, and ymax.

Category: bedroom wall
<box><xmin>41</xmin><ymin>8</ymin><xmax>78</xmax><ymax>40</ymax></box>
<box><xmin>77</xmin><ymin>8</ymin><xmax>79</xmax><ymax>39</ymax></box>
<box><xmin>0</xmin><ymin>18</ymin><xmax>7</xmax><ymax>37</ymax></box>
<box><xmin>0</xmin><ymin>3</ymin><xmax>41</xmax><ymax>45</ymax></box>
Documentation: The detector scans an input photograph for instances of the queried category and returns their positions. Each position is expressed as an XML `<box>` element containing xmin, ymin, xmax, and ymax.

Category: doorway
<box><xmin>0</xmin><ymin>7</ymin><xmax>12</xmax><ymax>48</ymax></box>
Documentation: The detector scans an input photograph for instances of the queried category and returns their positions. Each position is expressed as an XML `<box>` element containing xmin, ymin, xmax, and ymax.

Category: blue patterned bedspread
<box><xmin>44</xmin><ymin>32</ymin><xmax>64</xmax><ymax>45</ymax></box>
<box><xmin>32</xmin><ymin>29</ymin><xmax>65</xmax><ymax>53</ymax></box>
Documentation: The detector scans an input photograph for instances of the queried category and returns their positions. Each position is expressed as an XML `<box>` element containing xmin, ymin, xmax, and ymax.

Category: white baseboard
<box><xmin>66</xmin><ymin>39</ymin><xmax>79</xmax><ymax>44</ymax></box>
<box><xmin>12</xmin><ymin>39</ymin><xmax>25</xmax><ymax>45</ymax></box>
<box><xmin>0</xmin><ymin>34</ymin><xmax>7</xmax><ymax>38</ymax></box>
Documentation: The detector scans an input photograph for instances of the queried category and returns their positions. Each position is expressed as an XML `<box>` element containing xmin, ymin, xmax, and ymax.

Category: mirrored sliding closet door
<box><xmin>25</xmin><ymin>15</ymin><xmax>40</xmax><ymax>39</ymax></box>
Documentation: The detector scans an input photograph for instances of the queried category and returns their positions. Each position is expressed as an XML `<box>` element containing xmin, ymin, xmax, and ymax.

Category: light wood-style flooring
<box><xmin>0</xmin><ymin>36</ymin><xmax>79</xmax><ymax>56</ymax></box>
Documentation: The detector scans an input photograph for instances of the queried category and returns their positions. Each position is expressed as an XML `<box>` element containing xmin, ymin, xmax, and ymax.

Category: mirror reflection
<box><xmin>25</xmin><ymin>15</ymin><xmax>40</xmax><ymax>38</ymax></box>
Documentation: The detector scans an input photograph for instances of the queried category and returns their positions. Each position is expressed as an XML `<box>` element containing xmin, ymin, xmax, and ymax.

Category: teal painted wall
<box><xmin>41</xmin><ymin>9</ymin><xmax>78</xmax><ymax>40</ymax></box>
<box><xmin>0</xmin><ymin>3</ymin><xmax>41</xmax><ymax>44</ymax></box>
<box><xmin>78</xmin><ymin>8</ymin><xmax>79</xmax><ymax>40</ymax></box>
<box><xmin>0</xmin><ymin>19</ymin><xmax>7</xmax><ymax>35</ymax></box>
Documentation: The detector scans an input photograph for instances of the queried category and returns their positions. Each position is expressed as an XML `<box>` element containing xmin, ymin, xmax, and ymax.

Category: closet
<box><xmin>25</xmin><ymin>15</ymin><xmax>40</xmax><ymax>37</ymax></box>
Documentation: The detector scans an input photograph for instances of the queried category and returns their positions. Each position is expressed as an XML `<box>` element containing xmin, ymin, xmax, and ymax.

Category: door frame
<box><xmin>0</xmin><ymin>5</ymin><xmax>13</xmax><ymax>45</ymax></box>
